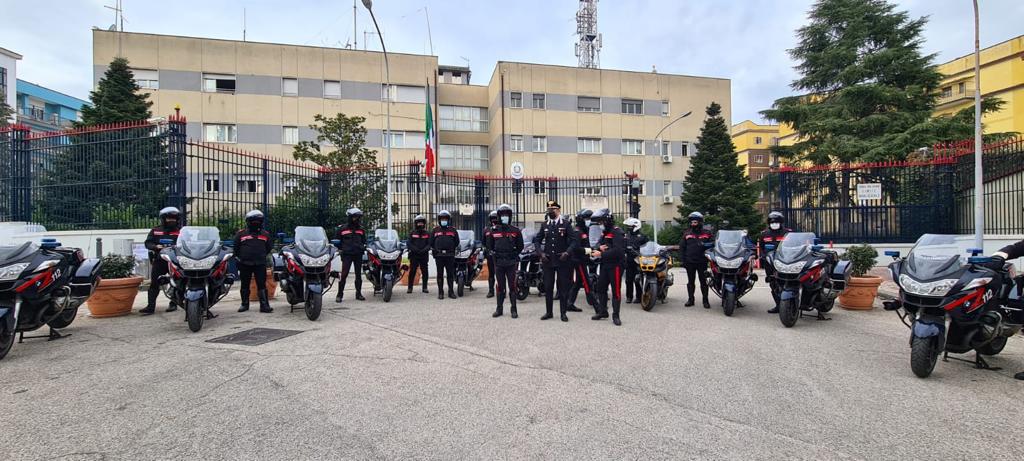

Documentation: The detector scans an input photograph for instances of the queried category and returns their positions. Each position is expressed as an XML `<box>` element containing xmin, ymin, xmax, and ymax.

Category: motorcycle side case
<box><xmin>271</xmin><ymin>254</ymin><xmax>286</xmax><ymax>281</ymax></box>
<box><xmin>70</xmin><ymin>258</ymin><xmax>103</xmax><ymax>298</ymax></box>
<box><xmin>830</xmin><ymin>260</ymin><xmax>852</xmax><ymax>291</ymax></box>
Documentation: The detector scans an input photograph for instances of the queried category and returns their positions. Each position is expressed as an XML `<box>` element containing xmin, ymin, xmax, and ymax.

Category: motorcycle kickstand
<box><xmin>19</xmin><ymin>327</ymin><xmax>70</xmax><ymax>343</ymax></box>
<box><xmin>205</xmin><ymin>310</ymin><xmax>219</xmax><ymax>320</ymax></box>
<box><xmin>973</xmin><ymin>352</ymin><xmax>1001</xmax><ymax>371</ymax></box>
<box><xmin>815</xmin><ymin>311</ymin><xmax>831</xmax><ymax>321</ymax></box>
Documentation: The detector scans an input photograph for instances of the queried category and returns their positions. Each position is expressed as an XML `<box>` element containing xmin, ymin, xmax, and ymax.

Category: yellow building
<box><xmin>731</xmin><ymin>120</ymin><xmax>779</xmax><ymax>214</ymax></box>
<box><xmin>934</xmin><ymin>34</ymin><xmax>1023</xmax><ymax>134</ymax></box>
<box><xmin>92</xmin><ymin>30</ymin><xmax>731</xmax><ymax>231</ymax></box>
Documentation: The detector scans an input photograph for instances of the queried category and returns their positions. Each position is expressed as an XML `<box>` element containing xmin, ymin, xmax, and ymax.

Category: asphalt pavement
<box><xmin>1</xmin><ymin>268</ymin><xmax>1021</xmax><ymax>460</ymax></box>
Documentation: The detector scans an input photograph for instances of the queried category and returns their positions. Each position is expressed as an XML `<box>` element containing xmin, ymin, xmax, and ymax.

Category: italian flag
<box><xmin>424</xmin><ymin>87</ymin><xmax>435</xmax><ymax>177</ymax></box>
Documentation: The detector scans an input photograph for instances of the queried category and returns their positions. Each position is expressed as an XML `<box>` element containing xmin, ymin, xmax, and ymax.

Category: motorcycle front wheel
<box><xmin>723</xmin><ymin>290</ymin><xmax>737</xmax><ymax>317</ymax></box>
<box><xmin>0</xmin><ymin>320</ymin><xmax>15</xmax><ymax>361</ymax></box>
<box><xmin>515</xmin><ymin>277</ymin><xmax>530</xmax><ymax>301</ymax></box>
<box><xmin>47</xmin><ymin>306</ymin><xmax>79</xmax><ymax>329</ymax></box>
<box><xmin>456</xmin><ymin>273</ymin><xmax>465</xmax><ymax>297</ymax></box>
<box><xmin>305</xmin><ymin>292</ymin><xmax>322</xmax><ymax>320</ymax></box>
<box><xmin>910</xmin><ymin>336</ymin><xmax>940</xmax><ymax>378</ymax></box>
<box><xmin>383</xmin><ymin>278</ymin><xmax>394</xmax><ymax>303</ymax></box>
<box><xmin>186</xmin><ymin>299</ymin><xmax>205</xmax><ymax>333</ymax></box>
<box><xmin>641</xmin><ymin>279</ymin><xmax>657</xmax><ymax>312</ymax></box>
<box><xmin>778</xmin><ymin>298</ymin><xmax>799</xmax><ymax>328</ymax></box>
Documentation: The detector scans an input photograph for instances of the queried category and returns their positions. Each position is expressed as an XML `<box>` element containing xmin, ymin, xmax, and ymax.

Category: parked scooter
<box><xmin>158</xmin><ymin>226</ymin><xmax>235</xmax><ymax>332</ymax></box>
<box><xmin>634</xmin><ymin>241</ymin><xmax>674</xmax><ymax>311</ymax></box>
<box><xmin>516</xmin><ymin>228</ymin><xmax>545</xmax><ymax>300</ymax></box>
<box><xmin>454</xmin><ymin>230</ymin><xmax>482</xmax><ymax>297</ymax></box>
<box><xmin>706</xmin><ymin>230</ymin><xmax>757</xmax><ymax>317</ymax></box>
<box><xmin>0</xmin><ymin>238</ymin><xmax>102</xmax><ymax>361</ymax></box>
<box><xmin>272</xmin><ymin>226</ymin><xmax>337</xmax><ymax>320</ymax></box>
<box><xmin>763</xmin><ymin>232</ymin><xmax>850</xmax><ymax>327</ymax></box>
<box><xmin>364</xmin><ymin>229</ymin><xmax>407</xmax><ymax>302</ymax></box>
<box><xmin>883</xmin><ymin>234</ymin><xmax>1023</xmax><ymax>378</ymax></box>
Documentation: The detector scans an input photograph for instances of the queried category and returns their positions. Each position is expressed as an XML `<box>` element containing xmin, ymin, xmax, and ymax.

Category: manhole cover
<box><xmin>207</xmin><ymin>328</ymin><xmax>303</xmax><ymax>346</ymax></box>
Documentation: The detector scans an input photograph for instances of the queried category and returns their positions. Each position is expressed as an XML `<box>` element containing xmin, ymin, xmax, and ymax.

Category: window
<box><xmin>324</xmin><ymin>80</ymin><xmax>341</xmax><ymax>99</ymax></box>
<box><xmin>532</xmin><ymin>136</ymin><xmax>547</xmax><ymax>152</ymax></box>
<box><xmin>753</xmin><ymin>154</ymin><xmax>765</xmax><ymax>164</ymax></box>
<box><xmin>510</xmin><ymin>92</ymin><xmax>523</xmax><ymax>108</ymax></box>
<box><xmin>578</xmin><ymin>182</ymin><xmax>602</xmax><ymax>196</ymax></box>
<box><xmin>202</xmin><ymin>74</ymin><xmax>236</xmax><ymax>93</ymax></box>
<box><xmin>510</xmin><ymin>135</ymin><xmax>524</xmax><ymax>152</ymax></box>
<box><xmin>621</xmin><ymin>99</ymin><xmax>643</xmax><ymax>115</ymax></box>
<box><xmin>958</xmin><ymin>82</ymin><xmax>966</xmax><ymax>94</ymax></box>
<box><xmin>681</xmin><ymin>142</ymin><xmax>690</xmax><ymax>156</ymax></box>
<box><xmin>282</xmin><ymin>78</ymin><xmax>298</xmax><ymax>96</ymax></box>
<box><xmin>204</xmin><ymin>124</ymin><xmax>237</xmax><ymax>143</ymax></box>
<box><xmin>754</xmin><ymin>136</ymin><xmax>763</xmax><ymax>145</ymax></box>
<box><xmin>383</xmin><ymin>131</ymin><xmax>406</xmax><ymax>148</ymax></box>
<box><xmin>661</xmin><ymin>100</ymin><xmax>670</xmax><ymax>116</ymax></box>
<box><xmin>438</xmin><ymin>145</ymin><xmax>489</xmax><ymax>170</ymax></box>
<box><xmin>204</xmin><ymin>174</ymin><xmax>220</xmax><ymax>193</ymax></box>
<box><xmin>941</xmin><ymin>86</ymin><xmax>952</xmax><ymax>98</ymax></box>
<box><xmin>283</xmin><ymin>126</ymin><xmax>298</xmax><ymax>145</ymax></box>
<box><xmin>532</xmin><ymin>93</ymin><xmax>546</xmax><ymax>109</ymax></box>
<box><xmin>0</xmin><ymin>67</ymin><xmax>6</xmax><ymax>97</ymax></box>
<box><xmin>658</xmin><ymin>141</ymin><xmax>671</xmax><ymax>156</ymax></box>
<box><xmin>621</xmin><ymin>139</ymin><xmax>644</xmax><ymax>155</ymax></box>
<box><xmin>132</xmin><ymin>69</ymin><xmax>159</xmax><ymax>89</ymax></box>
<box><xmin>533</xmin><ymin>180</ymin><xmax>546</xmax><ymax>194</ymax></box>
<box><xmin>235</xmin><ymin>174</ymin><xmax>261</xmax><ymax>193</ymax></box>
<box><xmin>770</xmin><ymin>137</ymin><xmax>779</xmax><ymax>146</ymax></box>
<box><xmin>382</xmin><ymin>84</ymin><xmax>426</xmax><ymax>103</ymax></box>
<box><xmin>622</xmin><ymin>182</ymin><xmax>646</xmax><ymax>195</ymax></box>
<box><xmin>577</xmin><ymin>96</ymin><xmax>601</xmax><ymax>112</ymax></box>
<box><xmin>663</xmin><ymin>180</ymin><xmax>671</xmax><ymax>196</ymax></box>
<box><xmin>439</xmin><ymin>105</ymin><xmax>488</xmax><ymax>132</ymax></box>
<box><xmin>577</xmin><ymin>137</ymin><xmax>601</xmax><ymax>154</ymax></box>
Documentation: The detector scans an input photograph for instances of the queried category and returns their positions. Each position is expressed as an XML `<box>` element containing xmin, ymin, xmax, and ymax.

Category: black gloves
<box><xmin>985</xmin><ymin>255</ymin><xmax>1006</xmax><ymax>271</ymax></box>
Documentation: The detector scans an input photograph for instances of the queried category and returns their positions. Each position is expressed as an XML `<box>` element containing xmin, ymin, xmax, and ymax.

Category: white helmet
<box><xmin>623</xmin><ymin>217</ymin><xmax>642</xmax><ymax>231</ymax></box>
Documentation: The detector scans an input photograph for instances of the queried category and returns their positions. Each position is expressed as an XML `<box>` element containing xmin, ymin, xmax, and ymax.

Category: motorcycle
<box><xmin>364</xmin><ymin>229</ymin><xmax>407</xmax><ymax>302</ymax></box>
<box><xmin>516</xmin><ymin>228</ymin><xmax>545</xmax><ymax>301</ymax></box>
<box><xmin>635</xmin><ymin>241</ymin><xmax>674</xmax><ymax>312</ymax></box>
<box><xmin>883</xmin><ymin>234</ymin><xmax>1023</xmax><ymax>378</ymax></box>
<box><xmin>764</xmin><ymin>232</ymin><xmax>850</xmax><ymax>328</ymax></box>
<box><xmin>0</xmin><ymin>238</ymin><xmax>102</xmax><ymax>361</ymax></box>
<box><xmin>272</xmin><ymin>226</ymin><xmax>337</xmax><ymax>320</ymax></box>
<box><xmin>158</xmin><ymin>226</ymin><xmax>235</xmax><ymax>332</ymax></box>
<box><xmin>706</xmin><ymin>230</ymin><xmax>757</xmax><ymax>317</ymax></box>
<box><xmin>454</xmin><ymin>230</ymin><xmax>482</xmax><ymax>297</ymax></box>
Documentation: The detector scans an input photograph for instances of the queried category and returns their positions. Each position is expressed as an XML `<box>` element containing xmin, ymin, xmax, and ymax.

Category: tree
<box><xmin>79</xmin><ymin>57</ymin><xmax>152</xmax><ymax>125</ymax></box>
<box><xmin>677</xmin><ymin>102</ymin><xmax>762</xmax><ymax>234</ymax></box>
<box><xmin>0</xmin><ymin>89</ymin><xmax>13</xmax><ymax>128</ymax></box>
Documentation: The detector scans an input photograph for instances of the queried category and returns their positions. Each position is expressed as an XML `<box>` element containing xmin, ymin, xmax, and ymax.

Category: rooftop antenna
<box><xmin>104</xmin><ymin>0</ymin><xmax>125</xmax><ymax>57</ymax></box>
<box><xmin>574</xmin><ymin>0</ymin><xmax>601</xmax><ymax>69</ymax></box>
<box><xmin>243</xmin><ymin>7</ymin><xmax>247</xmax><ymax>41</ymax></box>
<box><xmin>353</xmin><ymin>0</ymin><xmax>357</xmax><ymax>50</ymax></box>
<box><xmin>423</xmin><ymin>6</ymin><xmax>434</xmax><ymax>56</ymax></box>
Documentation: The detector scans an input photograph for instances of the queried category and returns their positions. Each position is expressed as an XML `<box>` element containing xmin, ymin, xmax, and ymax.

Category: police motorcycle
<box><xmin>763</xmin><ymin>232</ymin><xmax>850</xmax><ymax>328</ymax></box>
<box><xmin>882</xmin><ymin>234</ymin><xmax>1023</xmax><ymax>378</ymax></box>
<box><xmin>0</xmin><ymin>239</ymin><xmax>102</xmax><ymax>361</ymax></box>
<box><xmin>706</xmin><ymin>230</ymin><xmax>758</xmax><ymax>317</ymax></box>
<box><xmin>363</xmin><ymin>229</ymin><xmax>407</xmax><ymax>303</ymax></box>
<box><xmin>158</xmin><ymin>226</ymin><xmax>236</xmax><ymax>332</ymax></box>
<box><xmin>635</xmin><ymin>241</ymin><xmax>675</xmax><ymax>312</ymax></box>
<box><xmin>272</xmin><ymin>226</ymin><xmax>338</xmax><ymax>320</ymax></box>
<box><xmin>516</xmin><ymin>227</ymin><xmax>545</xmax><ymax>300</ymax></box>
<box><xmin>454</xmin><ymin>230</ymin><xmax>483</xmax><ymax>297</ymax></box>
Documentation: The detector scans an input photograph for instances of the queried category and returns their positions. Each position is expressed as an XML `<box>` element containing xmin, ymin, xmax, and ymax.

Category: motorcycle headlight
<box><xmin>899</xmin><ymin>275</ymin><xmax>958</xmax><ymax>297</ymax></box>
<box><xmin>0</xmin><ymin>263</ymin><xmax>30</xmax><ymax>281</ymax></box>
<box><xmin>376</xmin><ymin>250</ymin><xmax>401</xmax><ymax>260</ymax></box>
<box><xmin>299</xmin><ymin>254</ymin><xmax>331</xmax><ymax>267</ymax></box>
<box><xmin>774</xmin><ymin>260</ymin><xmax>806</xmax><ymax>274</ymax></box>
<box><xmin>178</xmin><ymin>255</ymin><xmax>217</xmax><ymax>270</ymax></box>
<box><xmin>715</xmin><ymin>256</ymin><xmax>743</xmax><ymax>269</ymax></box>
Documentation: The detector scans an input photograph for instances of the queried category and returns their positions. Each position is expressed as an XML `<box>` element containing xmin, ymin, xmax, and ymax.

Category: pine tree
<box><xmin>0</xmin><ymin>89</ymin><xmax>13</xmax><ymax>127</ymax></box>
<box><xmin>79</xmin><ymin>57</ymin><xmax>152</xmax><ymax>125</ymax></box>
<box><xmin>677</xmin><ymin>102</ymin><xmax>762</xmax><ymax>234</ymax></box>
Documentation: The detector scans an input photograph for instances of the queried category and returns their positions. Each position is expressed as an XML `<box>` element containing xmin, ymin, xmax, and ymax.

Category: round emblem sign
<box><xmin>510</xmin><ymin>161</ymin><xmax>525</xmax><ymax>180</ymax></box>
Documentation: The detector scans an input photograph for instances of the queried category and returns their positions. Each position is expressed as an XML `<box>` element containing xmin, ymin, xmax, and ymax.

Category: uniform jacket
<box><xmin>573</xmin><ymin>224</ymin><xmax>592</xmax><ymax>262</ymax></box>
<box><xmin>679</xmin><ymin>227</ymin><xmax>713</xmax><ymax>266</ymax></box>
<box><xmin>407</xmin><ymin>228</ymin><xmax>432</xmax><ymax>257</ymax></box>
<box><xmin>232</xmin><ymin>228</ymin><xmax>272</xmax><ymax>266</ymax></box>
<box><xmin>597</xmin><ymin>225</ymin><xmax>627</xmax><ymax>265</ymax></box>
<box><xmin>485</xmin><ymin>224</ymin><xmax>524</xmax><ymax>266</ymax></box>
<box><xmin>757</xmin><ymin>227</ymin><xmax>791</xmax><ymax>254</ymax></box>
<box><xmin>997</xmin><ymin>240</ymin><xmax>1024</xmax><ymax>260</ymax></box>
<box><xmin>334</xmin><ymin>224</ymin><xmax>367</xmax><ymax>257</ymax></box>
<box><xmin>144</xmin><ymin>225</ymin><xmax>181</xmax><ymax>260</ymax></box>
<box><xmin>533</xmin><ymin>216</ymin><xmax>578</xmax><ymax>265</ymax></box>
<box><xmin>431</xmin><ymin>226</ymin><xmax>459</xmax><ymax>256</ymax></box>
<box><xmin>626</xmin><ymin>230</ymin><xmax>650</xmax><ymax>256</ymax></box>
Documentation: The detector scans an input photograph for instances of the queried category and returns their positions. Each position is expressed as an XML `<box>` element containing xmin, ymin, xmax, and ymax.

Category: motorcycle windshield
<box><xmin>776</xmin><ymin>232</ymin><xmax>816</xmax><ymax>263</ymax></box>
<box><xmin>176</xmin><ymin>226</ymin><xmax>222</xmax><ymax>259</ymax></box>
<box><xmin>373</xmin><ymin>229</ymin><xmax>400</xmax><ymax>252</ymax></box>
<box><xmin>295</xmin><ymin>226</ymin><xmax>329</xmax><ymax>257</ymax></box>
<box><xmin>639</xmin><ymin>241</ymin><xmax>662</xmax><ymax>257</ymax></box>
<box><xmin>0</xmin><ymin>242</ymin><xmax>39</xmax><ymax>265</ymax></box>
<box><xmin>714</xmin><ymin>230</ymin><xmax>747</xmax><ymax>259</ymax></box>
<box><xmin>906</xmin><ymin>234</ymin><xmax>973</xmax><ymax>280</ymax></box>
<box><xmin>521</xmin><ymin>228</ymin><xmax>537</xmax><ymax>253</ymax></box>
<box><xmin>457</xmin><ymin>230</ymin><xmax>475</xmax><ymax>252</ymax></box>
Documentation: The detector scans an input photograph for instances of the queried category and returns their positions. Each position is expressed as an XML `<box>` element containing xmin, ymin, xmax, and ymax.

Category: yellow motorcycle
<box><xmin>635</xmin><ymin>242</ymin><xmax>675</xmax><ymax>311</ymax></box>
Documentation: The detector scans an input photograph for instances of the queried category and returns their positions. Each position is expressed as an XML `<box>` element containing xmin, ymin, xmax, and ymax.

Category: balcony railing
<box><xmin>17</xmin><ymin>105</ymin><xmax>76</xmax><ymax>129</ymax></box>
<box><xmin>936</xmin><ymin>88</ymin><xmax>977</xmax><ymax>107</ymax></box>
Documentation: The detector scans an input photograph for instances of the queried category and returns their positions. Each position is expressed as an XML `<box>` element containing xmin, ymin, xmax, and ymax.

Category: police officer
<box><xmin>140</xmin><ymin>207</ymin><xmax>182</xmax><ymax>315</ymax></box>
<box><xmin>485</xmin><ymin>210</ymin><xmax>499</xmax><ymax>298</ymax></box>
<box><xmin>623</xmin><ymin>217</ymin><xmax>649</xmax><ymax>304</ymax></box>
<box><xmin>486</xmin><ymin>204</ymin><xmax>524</xmax><ymax>318</ymax></box>
<box><xmin>759</xmin><ymin>211</ymin><xmax>791</xmax><ymax>313</ymax></box>
<box><xmin>986</xmin><ymin>240</ymin><xmax>1024</xmax><ymax>380</ymax></box>
<box><xmin>432</xmin><ymin>210</ymin><xmax>459</xmax><ymax>299</ymax></box>
<box><xmin>679</xmin><ymin>211</ymin><xmax>712</xmax><ymax>308</ymax></box>
<box><xmin>406</xmin><ymin>214</ymin><xmax>432</xmax><ymax>294</ymax></box>
<box><xmin>534</xmin><ymin>200</ymin><xmax>579</xmax><ymax>321</ymax></box>
<box><xmin>590</xmin><ymin>208</ymin><xmax>625</xmax><ymax>326</ymax></box>
<box><xmin>334</xmin><ymin>207</ymin><xmax>367</xmax><ymax>303</ymax></box>
<box><xmin>232</xmin><ymin>210</ymin><xmax>273</xmax><ymax>313</ymax></box>
<box><xmin>567</xmin><ymin>209</ymin><xmax>595</xmax><ymax>312</ymax></box>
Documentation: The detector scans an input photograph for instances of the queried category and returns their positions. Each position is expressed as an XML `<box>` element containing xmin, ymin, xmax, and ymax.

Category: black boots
<box><xmin>139</xmin><ymin>305</ymin><xmax>155</xmax><ymax>315</ymax></box>
<box><xmin>612</xmin><ymin>314</ymin><xmax>621</xmax><ymax>326</ymax></box>
<box><xmin>493</xmin><ymin>295</ymin><xmax>503</xmax><ymax>318</ymax></box>
<box><xmin>684</xmin><ymin>297</ymin><xmax>695</xmax><ymax>307</ymax></box>
<box><xmin>767</xmin><ymin>305</ymin><xmax>780</xmax><ymax>314</ymax></box>
<box><xmin>355</xmin><ymin>292</ymin><xmax>365</xmax><ymax>301</ymax></box>
<box><xmin>1015</xmin><ymin>371</ymin><xmax>1024</xmax><ymax>380</ymax></box>
<box><xmin>510</xmin><ymin>302</ymin><xmax>518</xmax><ymax>319</ymax></box>
<box><xmin>407</xmin><ymin>285</ymin><xmax>414</xmax><ymax>294</ymax></box>
<box><xmin>258</xmin><ymin>289</ymin><xmax>273</xmax><ymax>313</ymax></box>
<box><xmin>438</xmin><ymin>290</ymin><xmax>445</xmax><ymax>300</ymax></box>
<box><xmin>487</xmin><ymin>288</ymin><xmax>495</xmax><ymax>298</ymax></box>
<box><xmin>238</xmin><ymin>296</ymin><xmax>250</xmax><ymax>312</ymax></box>
<box><xmin>336</xmin><ymin>292</ymin><xmax>344</xmax><ymax>303</ymax></box>
<box><xmin>448</xmin><ymin>289</ymin><xmax>457</xmax><ymax>300</ymax></box>
<box><xmin>702</xmin><ymin>297</ymin><xmax>711</xmax><ymax>309</ymax></box>
<box><xmin>166</xmin><ymin>303</ymin><xmax>178</xmax><ymax>312</ymax></box>
<box><xmin>541</xmin><ymin>311</ymin><xmax>553</xmax><ymax>320</ymax></box>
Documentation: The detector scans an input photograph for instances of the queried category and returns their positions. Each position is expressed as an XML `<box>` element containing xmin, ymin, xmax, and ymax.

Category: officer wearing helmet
<box><xmin>431</xmin><ymin>210</ymin><xmax>460</xmax><ymax>299</ymax></box>
<box><xmin>485</xmin><ymin>204</ymin><xmax>524</xmax><ymax>318</ymax></box>
<box><xmin>484</xmin><ymin>210</ymin><xmax>499</xmax><ymax>298</ymax></box>
<box><xmin>140</xmin><ymin>207</ymin><xmax>183</xmax><ymax>315</ymax></box>
<box><xmin>334</xmin><ymin>207</ymin><xmax>367</xmax><ymax>303</ymax></box>
<box><xmin>623</xmin><ymin>217</ymin><xmax>649</xmax><ymax>304</ymax></box>
<box><xmin>406</xmin><ymin>214</ymin><xmax>432</xmax><ymax>294</ymax></box>
<box><xmin>679</xmin><ymin>211</ymin><xmax>713</xmax><ymax>308</ymax></box>
<box><xmin>567</xmin><ymin>209</ymin><xmax>595</xmax><ymax>312</ymax></box>
<box><xmin>534</xmin><ymin>200</ymin><xmax>579</xmax><ymax>322</ymax></box>
<box><xmin>759</xmin><ymin>211</ymin><xmax>792</xmax><ymax>313</ymax></box>
<box><xmin>589</xmin><ymin>208</ymin><xmax>625</xmax><ymax>326</ymax></box>
<box><xmin>232</xmin><ymin>210</ymin><xmax>273</xmax><ymax>313</ymax></box>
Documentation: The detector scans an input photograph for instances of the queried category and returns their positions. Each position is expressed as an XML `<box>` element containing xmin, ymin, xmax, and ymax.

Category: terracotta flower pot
<box><xmin>87</xmin><ymin>276</ymin><xmax>144</xmax><ymax>318</ymax></box>
<box><xmin>476</xmin><ymin>264</ymin><xmax>490</xmax><ymax>281</ymax></box>
<box><xmin>248</xmin><ymin>269</ymin><xmax>278</xmax><ymax>301</ymax></box>
<box><xmin>839</xmin><ymin>275</ymin><xmax>883</xmax><ymax>310</ymax></box>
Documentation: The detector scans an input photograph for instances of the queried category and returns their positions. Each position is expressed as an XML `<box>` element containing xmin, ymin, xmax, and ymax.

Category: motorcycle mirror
<box><xmin>811</xmin><ymin>245</ymin><xmax>824</xmax><ymax>251</ymax></box>
<box><xmin>813</xmin><ymin>237</ymin><xmax>821</xmax><ymax>245</ymax></box>
<box><xmin>283</xmin><ymin>238</ymin><xmax>295</xmax><ymax>244</ymax></box>
<box><xmin>764</xmin><ymin>244</ymin><xmax>776</xmax><ymax>251</ymax></box>
<box><xmin>702</xmin><ymin>242</ymin><xmax>713</xmax><ymax>249</ymax></box>
<box><xmin>884</xmin><ymin>250</ymin><xmax>901</xmax><ymax>258</ymax></box>
<box><xmin>967</xmin><ymin>248</ymin><xmax>983</xmax><ymax>256</ymax></box>
<box><xmin>330</xmin><ymin>239</ymin><xmax>341</xmax><ymax>245</ymax></box>
<box><xmin>277</xmin><ymin>232</ymin><xmax>287</xmax><ymax>239</ymax></box>
<box><xmin>221</xmin><ymin>240</ymin><xmax>234</xmax><ymax>247</ymax></box>
<box><xmin>968</xmin><ymin>256</ymin><xmax>992</xmax><ymax>265</ymax></box>
<box><xmin>42</xmin><ymin>238</ymin><xmax>58</xmax><ymax>243</ymax></box>
<box><xmin>159</xmin><ymin>239</ymin><xmax>173</xmax><ymax>245</ymax></box>
<box><xmin>40</xmin><ymin>239</ymin><xmax>61</xmax><ymax>249</ymax></box>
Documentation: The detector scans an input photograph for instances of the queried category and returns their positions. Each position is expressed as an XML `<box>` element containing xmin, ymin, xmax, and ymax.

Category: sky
<box><xmin>4</xmin><ymin>0</ymin><xmax>1022</xmax><ymax>124</ymax></box>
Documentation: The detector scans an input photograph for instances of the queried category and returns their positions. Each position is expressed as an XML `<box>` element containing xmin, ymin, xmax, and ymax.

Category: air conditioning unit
<box><xmin>661</xmin><ymin>153</ymin><xmax>673</xmax><ymax>164</ymax></box>
<box><xmin>662</xmin><ymin>195</ymin><xmax>674</xmax><ymax>204</ymax></box>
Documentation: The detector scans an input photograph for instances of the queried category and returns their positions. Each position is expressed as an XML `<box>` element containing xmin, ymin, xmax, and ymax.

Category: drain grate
<box><xmin>206</xmin><ymin>328</ymin><xmax>303</xmax><ymax>346</ymax></box>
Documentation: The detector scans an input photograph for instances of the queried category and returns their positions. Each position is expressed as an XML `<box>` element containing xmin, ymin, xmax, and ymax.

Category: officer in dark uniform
<box><xmin>590</xmin><ymin>208</ymin><xmax>626</xmax><ymax>326</ymax></box>
<box><xmin>623</xmin><ymin>217</ymin><xmax>649</xmax><ymax>304</ymax></box>
<box><xmin>759</xmin><ymin>211</ymin><xmax>791</xmax><ymax>313</ymax></box>
<box><xmin>567</xmin><ymin>209</ymin><xmax>594</xmax><ymax>312</ymax></box>
<box><xmin>986</xmin><ymin>240</ymin><xmax>1024</xmax><ymax>380</ymax></box>
<box><xmin>406</xmin><ymin>214</ymin><xmax>431</xmax><ymax>294</ymax></box>
<box><xmin>485</xmin><ymin>210</ymin><xmax>498</xmax><ymax>298</ymax></box>
<box><xmin>232</xmin><ymin>210</ymin><xmax>273</xmax><ymax>313</ymax></box>
<box><xmin>534</xmin><ymin>200</ymin><xmax>579</xmax><ymax>321</ymax></box>
<box><xmin>432</xmin><ymin>210</ymin><xmax>459</xmax><ymax>300</ymax></box>
<box><xmin>334</xmin><ymin>207</ymin><xmax>367</xmax><ymax>303</ymax></box>
<box><xmin>140</xmin><ymin>207</ymin><xmax>182</xmax><ymax>315</ymax></box>
<box><xmin>486</xmin><ymin>204</ymin><xmax>524</xmax><ymax>318</ymax></box>
<box><xmin>679</xmin><ymin>211</ymin><xmax>713</xmax><ymax>308</ymax></box>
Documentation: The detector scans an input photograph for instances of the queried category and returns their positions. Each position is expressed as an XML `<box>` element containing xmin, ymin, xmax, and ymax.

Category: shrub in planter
<box><xmin>838</xmin><ymin>244</ymin><xmax>881</xmax><ymax>310</ymax></box>
<box><xmin>87</xmin><ymin>254</ymin><xmax>144</xmax><ymax>318</ymax></box>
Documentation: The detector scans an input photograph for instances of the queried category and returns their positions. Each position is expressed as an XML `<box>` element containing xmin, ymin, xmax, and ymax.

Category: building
<box><xmin>15</xmin><ymin>80</ymin><xmax>89</xmax><ymax>132</ymax></box>
<box><xmin>0</xmin><ymin>47</ymin><xmax>21</xmax><ymax>122</ymax></box>
<box><xmin>731</xmin><ymin>120</ymin><xmax>779</xmax><ymax>213</ymax></box>
<box><xmin>934</xmin><ymin>34</ymin><xmax>1023</xmax><ymax>134</ymax></box>
<box><xmin>92</xmin><ymin>30</ymin><xmax>730</xmax><ymax>231</ymax></box>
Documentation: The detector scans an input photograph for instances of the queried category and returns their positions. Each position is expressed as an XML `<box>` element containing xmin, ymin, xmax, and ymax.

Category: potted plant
<box><xmin>86</xmin><ymin>254</ymin><xmax>144</xmax><ymax>318</ymax></box>
<box><xmin>247</xmin><ymin>267</ymin><xmax>278</xmax><ymax>301</ymax></box>
<box><xmin>838</xmin><ymin>244</ymin><xmax>881</xmax><ymax>310</ymax></box>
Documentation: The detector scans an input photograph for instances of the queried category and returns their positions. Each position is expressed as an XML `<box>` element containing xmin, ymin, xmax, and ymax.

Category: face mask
<box><xmin>585</xmin><ymin>220</ymin><xmax>592</xmax><ymax>227</ymax></box>
<box><xmin>547</xmin><ymin>211</ymin><xmax>557</xmax><ymax>220</ymax></box>
<box><xmin>500</xmin><ymin>216</ymin><xmax>510</xmax><ymax>225</ymax></box>
<box><xmin>691</xmin><ymin>221</ymin><xmax>700</xmax><ymax>229</ymax></box>
<box><xmin>440</xmin><ymin>220</ymin><xmax>449</xmax><ymax>227</ymax></box>
<box><xmin>416</xmin><ymin>223</ymin><xmax>425</xmax><ymax>229</ymax></box>
<box><xmin>770</xmin><ymin>223</ymin><xmax>781</xmax><ymax>230</ymax></box>
<box><xmin>248</xmin><ymin>221</ymin><xmax>261</xmax><ymax>230</ymax></box>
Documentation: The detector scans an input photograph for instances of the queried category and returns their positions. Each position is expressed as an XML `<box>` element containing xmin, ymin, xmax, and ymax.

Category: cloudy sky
<box><xmin>5</xmin><ymin>0</ymin><xmax>1022</xmax><ymax>124</ymax></box>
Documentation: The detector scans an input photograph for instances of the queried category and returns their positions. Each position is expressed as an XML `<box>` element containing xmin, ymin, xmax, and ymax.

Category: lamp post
<box><xmin>362</xmin><ymin>0</ymin><xmax>393</xmax><ymax>231</ymax></box>
<box><xmin>971</xmin><ymin>0</ymin><xmax>984</xmax><ymax>249</ymax></box>
<box><xmin>652</xmin><ymin>110</ymin><xmax>692</xmax><ymax>242</ymax></box>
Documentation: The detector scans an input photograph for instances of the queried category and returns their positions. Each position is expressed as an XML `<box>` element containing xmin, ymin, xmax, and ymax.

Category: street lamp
<box><xmin>651</xmin><ymin>110</ymin><xmax>692</xmax><ymax>242</ymax></box>
<box><xmin>362</xmin><ymin>0</ymin><xmax>393</xmax><ymax>231</ymax></box>
<box><xmin>971</xmin><ymin>0</ymin><xmax>984</xmax><ymax>249</ymax></box>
